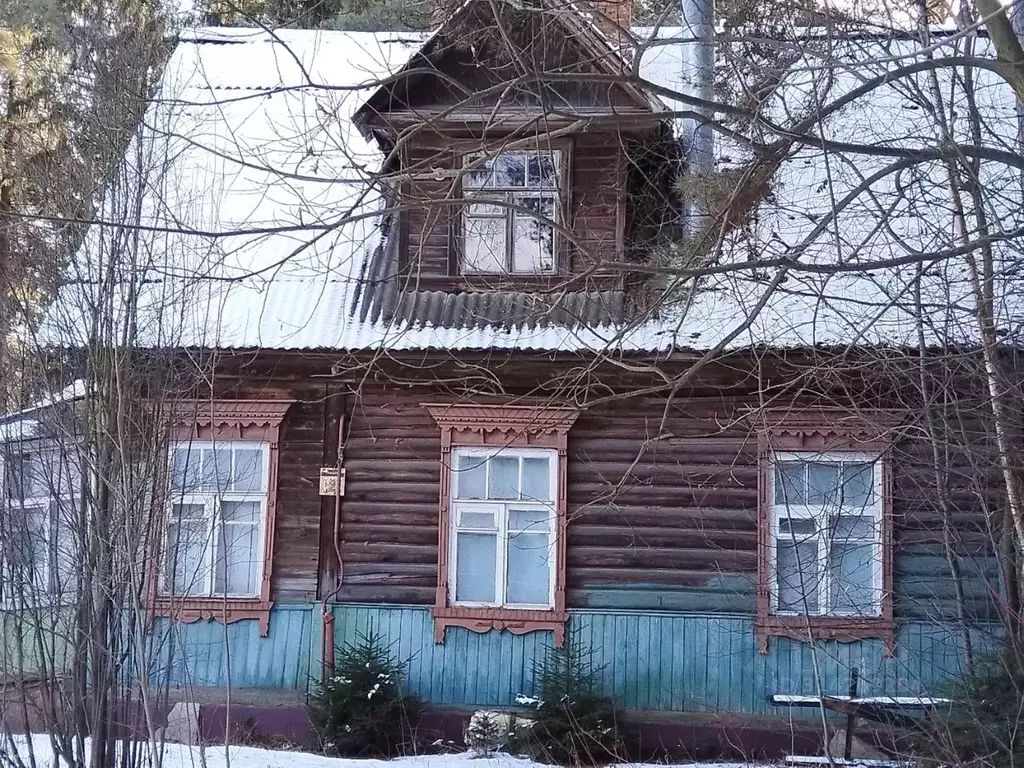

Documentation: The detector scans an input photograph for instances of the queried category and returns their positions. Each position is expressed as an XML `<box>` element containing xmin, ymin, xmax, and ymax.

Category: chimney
<box><xmin>680</xmin><ymin>0</ymin><xmax>714</xmax><ymax>234</ymax></box>
<box><xmin>594</xmin><ymin>0</ymin><xmax>634</xmax><ymax>54</ymax></box>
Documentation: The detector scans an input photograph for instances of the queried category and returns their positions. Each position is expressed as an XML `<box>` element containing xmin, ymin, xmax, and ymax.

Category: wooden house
<box><xmin>1</xmin><ymin>3</ymin><xmax>1018</xmax><ymax>750</ymax></box>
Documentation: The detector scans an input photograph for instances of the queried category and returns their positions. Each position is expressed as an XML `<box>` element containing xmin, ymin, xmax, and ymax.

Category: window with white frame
<box><xmin>769</xmin><ymin>453</ymin><xmax>883</xmax><ymax>617</ymax></box>
<box><xmin>449</xmin><ymin>447</ymin><xmax>557</xmax><ymax>608</ymax></box>
<box><xmin>0</xmin><ymin>446</ymin><xmax>79</xmax><ymax>606</ymax></box>
<box><xmin>461</xmin><ymin>150</ymin><xmax>562</xmax><ymax>275</ymax></box>
<box><xmin>164</xmin><ymin>441</ymin><xmax>269</xmax><ymax>598</ymax></box>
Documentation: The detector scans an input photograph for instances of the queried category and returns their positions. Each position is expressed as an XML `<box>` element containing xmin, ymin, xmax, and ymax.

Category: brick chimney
<box><xmin>593</xmin><ymin>0</ymin><xmax>634</xmax><ymax>54</ymax></box>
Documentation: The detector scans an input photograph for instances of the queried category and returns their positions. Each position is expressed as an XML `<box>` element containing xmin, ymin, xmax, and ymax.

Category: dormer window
<box><xmin>461</xmin><ymin>150</ymin><xmax>563</xmax><ymax>275</ymax></box>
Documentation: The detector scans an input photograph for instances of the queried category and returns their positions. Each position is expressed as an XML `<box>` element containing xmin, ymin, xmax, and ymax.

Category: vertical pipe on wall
<box><xmin>679</xmin><ymin>0</ymin><xmax>714</xmax><ymax>235</ymax></box>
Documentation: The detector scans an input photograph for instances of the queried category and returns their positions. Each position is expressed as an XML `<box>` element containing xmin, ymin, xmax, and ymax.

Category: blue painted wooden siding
<box><xmin>155</xmin><ymin>603</ymin><xmax>991</xmax><ymax>713</ymax></box>
<box><xmin>150</xmin><ymin>604</ymin><xmax>314</xmax><ymax>690</ymax></box>
<box><xmin>330</xmin><ymin>605</ymin><xmax>988</xmax><ymax>713</ymax></box>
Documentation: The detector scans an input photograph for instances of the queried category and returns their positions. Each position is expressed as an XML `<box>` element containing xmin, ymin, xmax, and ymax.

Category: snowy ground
<box><xmin>3</xmin><ymin>735</ymin><xmax>754</xmax><ymax>768</ymax></box>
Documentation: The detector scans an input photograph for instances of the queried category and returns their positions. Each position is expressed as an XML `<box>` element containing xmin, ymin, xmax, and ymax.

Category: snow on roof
<box><xmin>42</xmin><ymin>22</ymin><xmax>1024</xmax><ymax>354</ymax></box>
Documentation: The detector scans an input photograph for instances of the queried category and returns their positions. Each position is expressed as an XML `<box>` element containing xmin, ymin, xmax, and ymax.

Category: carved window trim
<box><xmin>425</xmin><ymin>403</ymin><xmax>579</xmax><ymax>646</ymax></box>
<box><xmin>752</xmin><ymin>409</ymin><xmax>901</xmax><ymax>655</ymax></box>
<box><xmin>150</xmin><ymin>400</ymin><xmax>293</xmax><ymax>636</ymax></box>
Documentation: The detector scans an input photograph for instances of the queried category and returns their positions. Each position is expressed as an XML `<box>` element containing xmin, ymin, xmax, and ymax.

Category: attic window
<box><xmin>461</xmin><ymin>150</ymin><xmax>562</xmax><ymax>275</ymax></box>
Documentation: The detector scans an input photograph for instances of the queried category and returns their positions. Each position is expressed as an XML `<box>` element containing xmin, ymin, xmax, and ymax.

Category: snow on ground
<box><xmin>4</xmin><ymin>735</ymin><xmax>756</xmax><ymax>768</ymax></box>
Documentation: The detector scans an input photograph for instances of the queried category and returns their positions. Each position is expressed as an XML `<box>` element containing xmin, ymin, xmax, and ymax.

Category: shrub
<box><xmin>931</xmin><ymin>648</ymin><xmax>1024</xmax><ymax>766</ymax></box>
<box><xmin>519</xmin><ymin>633</ymin><xmax>621</xmax><ymax>765</ymax></box>
<box><xmin>308</xmin><ymin>630</ymin><xmax>420</xmax><ymax>757</ymax></box>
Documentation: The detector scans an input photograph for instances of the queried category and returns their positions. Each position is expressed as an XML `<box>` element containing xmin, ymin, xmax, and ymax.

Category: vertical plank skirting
<box><xmin>149</xmin><ymin>603</ymin><xmax>995</xmax><ymax>714</ymax></box>
<box><xmin>326</xmin><ymin>606</ymin><xmax>991</xmax><ymax>713</ymax></box>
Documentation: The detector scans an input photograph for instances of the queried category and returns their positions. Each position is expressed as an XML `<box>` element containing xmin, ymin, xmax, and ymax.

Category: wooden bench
<box><xmin>772</xmin><ymin>667</ymin><xmax>951</xmax><ymax>762</ymax></box>
<box><xmin>785</xmin><ymin>755</ymin><xmax>910</xmax><ymax>768</ymax></box>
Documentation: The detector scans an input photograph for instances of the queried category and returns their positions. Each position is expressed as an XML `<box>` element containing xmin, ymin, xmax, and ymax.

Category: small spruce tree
<box><xmin>308</xmin><ymin>630</ymin><xmax>420</xmax><ymax>757</ymax></box>
<box><xmin>521</xmin><ymin>631</ymin><xmax>621</xmax><ymax>765</ymax></box>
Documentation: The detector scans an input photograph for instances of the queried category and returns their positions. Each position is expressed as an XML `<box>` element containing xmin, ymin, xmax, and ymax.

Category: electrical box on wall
<box><xmin>319</xmin><ymin>467</ymin><xmax>346</xmax><ymax>497</ymax></box>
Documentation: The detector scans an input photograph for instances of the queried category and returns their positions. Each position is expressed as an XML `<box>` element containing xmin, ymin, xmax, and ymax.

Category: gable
<box><xmin>357</xmin><ymin>0</ymin><xmax>659</xmax><ymax>125</ymax></box>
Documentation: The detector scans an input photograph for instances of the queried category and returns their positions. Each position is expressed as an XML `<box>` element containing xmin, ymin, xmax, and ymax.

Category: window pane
<box><xmin>488</xmin><ymin>455</ymin><xmax>519</xmax><ymax>500</ymax></box>
<box><xmin>493</xmin><ymin>153</ymin><xmax>526</xmax><ymax>187</ymax></box>
<box><xmin>842</xmin><ymin>463</ymin><xmax>874</xmax><ymax>508</ymax></box>
<box><xmin>5</xmin><ymin>453</ymin><xmax>49</xmax><ymax>501</ymax></box>
<box><xmin>829</xmin><ymin>541</ymin><xmax>876</xmax><ymax>614</ymax></box>
<box><xmin>215</xmin><ymin>522</ymin><xmax>259</xmax><ymax>596</ymax></box>
<box><xmin>512</xmin><ymin>197</ymin><xmax>554</xmax><ymax>273</ymax></box>
<box><xmin>776</xmin><ymin>539</ymin><xmax>818</xmax><ymax>613</ymax></box>
<box><xmin>166</xmin><ymin>516</ymin><xmax>210</xmax><ymax>596</ymax></box>
<box><xmin>807</xmin><ymin>462</ymin><xmax>840</xmax><ymax>506</ymax></box>
<box><xmin>458</xmin><ymin>509</ymin><xmax>496</xmax><ymax>530</ymax></box>
<box><xmin>833</xmin><ymin>514</ymin><xmax>874</xmax><ymax>540</ymax></box>
<box><xmin>172</xmin><ymin>502</ymin><xmax>208</xmax><ymax>521</ymax></box>
<box><xmin>778</xmin><ymin>518</ymin><xmax>815</xmax><ymax>537</ymax></box>
<box><xmin>200</xmin><ymin>446</ymin><xmax>232</xmax><ymax>491</ymax></box>
<box><xmin>233</xmin><ymin>448</ymin><xmax>264</xmax><ymax>493</ymax></box>
<box><xmin>464</xmin><ymin>217</ymin><xmax>506</xmax><ymax>273</ymax></box>
<box><xmin>222</xmin><ymin>500</ymin><xmax>260</xmax><ymax>523</ymax></box>
<box><xmin>509</xmin><ymin>507</ymin><xmax>549</xmax><ymax>533</ymax></box>
<box><xmin>26</xmin><ymin>455</ymin><xmax>50</xmax><ymax>499</ymax></box>
<box><xmin>507</xmin><ymin>532</ymin><xmax>550</xmax><ymax>605</ymax></box>
<box><xmin>464</xmin><ymin>157</ymin><xmax>496</xmax><ymax>188</ymax></box>
<box><xmin>774</xmin><ymin>461</ymin><xmax>806</xmax><ymax>506</ymax></box>
<box><xmin>525</xmin><ymin>153</ymin><xmax>559</xmax><ymax>187</ymax></box>
<box><xmin>454</xmin><ymin>453</ymin><xmax>487</xmax><ymax>499</ymax></box>
<box><xmin>170</xmin><ymin>447</ymin><xmax>199</xmax><ymax>491</ymax></box>
<box><xmin>455</xmin><ymin>532</ymin><xmax>497</xmax><ymax>603</ymax></box>
<box><xmin>521</xmin><ymin>457</ymin><xmax>551</xmax><ymax>501</ymax></box>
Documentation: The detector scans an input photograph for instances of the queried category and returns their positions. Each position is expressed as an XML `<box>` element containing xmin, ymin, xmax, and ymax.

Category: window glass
<box><xmin>163</xmin><ymin>442</ymin><xmax>268</xmax><ymax>598</ymax></box>
<box><xmin>464</xmin><ymin>216</ymin><xmax>507</xmax><ymax>273</ymax></box>
<box><xmin>233</xmin><ymin>449</ymin><xmax>264</xmax><ymax>493</ymax></box>
<box><xmin>166</xmin><ymin>507</ymin><xmax>210</xmax><ymax>597</ymax></box>
<box><xmin>455</xmin><ymin>533</ymin><xmax>497</xmax><ymax>603</ymax></box>
<box><xmin>770</xmin><ymin>453</ymin><xmax>882</xmax><ymax>617</ymax></box>
<box><xmin>507</xmin><ymin>532</ymin><xmax>550</xmax><ymax>604</ymax></box>
<box><xmin>776</xmin><ymin>539</ymin><xmax>819</xmax><ymax>613</ymax></box>
<box><xmin>454</xmin><ymin>454</ymin><xmax>487</xmax><ymax>499</ymax></box>
<box><xmin>509</xmin><ymin>507</ymin><xmax>548</xmax><ymax>532</ymax></box>
<box><xmin>778</xmin><ymin>517</ymin><xmax>815</xmax><ymax>536</ymax></box>
<box><xmin>774</xmin><ymin>461</ymin><xmax>805</xmax><ymax>506</ymax></box>
<box><xmin>461</xmin><ymin>150</ymin><xmax>560</xmax><ymax>274</ymax></box>
<box><xmin>512</xmin><ymin>197</ymin><xmax>555</xmax><ymax>273</ymax></box>
<box><xmin>806</xmin><ymin>462</ymin><xmax>840</xmax><ymax>505</ymax></box>
<box><xmin>459</xmin><ymin>509</ymin><xmax>497</xmax><ymax>530</ymax></box>
<box><xmin>842</xmin><ymin>463</ymin><xmax>874</xmax><ymax>507</ymax></box>
<box><xmin>521</xmin><ymin>457</ymin><xmax>550</xmax><ymax>501</ymax></box>
<box><xmin>215</xmin><ymin>523</ymin><xmax>259</xmax><ymax>596</ymax></box>
<box><xmin>488</xmin><ymin>455</ymin><xmax>519</xmax><ymax>500</ymax></box>
<box><xmin>449</xmin><ymin>448</ymin><xmax>557</xmax><ymax>609</ymax></box>
<box><xmin>828</xmin><ymin>541</ymin><xmax>875</xmax><ymax>614</ymax></box>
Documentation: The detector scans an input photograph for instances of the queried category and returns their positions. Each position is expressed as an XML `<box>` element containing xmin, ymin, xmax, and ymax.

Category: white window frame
<box><xmin>0</xmin><ymin>444</ymin><xmax>79</xmax><ymax>609</ymax></box>
<box><xmin>162</xmin><ymin>440</ymin><xmax>270</xmax><ymax>599</ymax></box>
<box><xmin>768</xmin><ymin>450</ymin><xmax>884</xmax><ymax>618</ymax></box>
<box><xmin>461</xmin><ymin>149</ymin><xmax>563</xmax><ymax>275</ymax></box>
<box><xmin>448</xmin><ymin>446</ymin><xmax>558</xmax><ymax>610</ymax></box>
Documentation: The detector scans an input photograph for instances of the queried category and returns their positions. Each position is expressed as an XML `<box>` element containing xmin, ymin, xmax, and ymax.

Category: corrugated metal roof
<box><xmin>43</xmin><ymin>23</ymin><xmax>1024</xmax><ymax>354</ymax></box>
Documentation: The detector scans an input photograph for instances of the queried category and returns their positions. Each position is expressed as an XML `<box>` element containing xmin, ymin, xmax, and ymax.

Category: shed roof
<box><xmin>42</xmin><ymin>19</ymin><xmax>1024</xmax><ymax>355</ymax></box>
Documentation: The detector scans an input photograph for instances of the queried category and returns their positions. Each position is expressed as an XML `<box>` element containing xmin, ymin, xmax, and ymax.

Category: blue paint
<box><xmin>150</xmin><ymin>604</ymin><xmax>314</xmax><ymax>690</ymax></box>
<box><xmin>151</xmin><ymin>603</ymin><xmax>996</xmax><ymax>714</ymax></box>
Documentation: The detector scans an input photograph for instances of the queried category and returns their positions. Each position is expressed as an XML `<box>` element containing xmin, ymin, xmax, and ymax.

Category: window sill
<box><xmin>150</xmin><ymin>597</ymin><xmax>273</xmax><ymax>636</ymax></box>
<box><xmin>755</xmin><ymin>614</ymin><xmax>895</xmax><ymax>655</ymax></box>
<box><xmin>432</xmin><ymin>605</ymin><xmax>567</xmax><ymax>645</ymax></box>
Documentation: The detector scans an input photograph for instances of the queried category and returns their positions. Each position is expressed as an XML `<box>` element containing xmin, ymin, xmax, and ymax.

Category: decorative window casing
<box><xmin>0</xmin><ymin>444</ymin><xmax>80</xmax><ymax>608</ymax></box>
<box><xmin>754</xmin><ymin>410</ymin><xmax>899</xmax><ymax>654</ymax></box>
<box><xmin>461</xmin><ymin>150</ymin><xmax>564</xmax><ymax>275</ymax></box>
<box><xmin>426</xmin><ymin>404</ymin><xmax>579</xmax><ymax>645</ymax></box>
<box><xmin>152</xmin><ymin>400</ymin><xmax>292</xmax><ymax>635</ymax></box>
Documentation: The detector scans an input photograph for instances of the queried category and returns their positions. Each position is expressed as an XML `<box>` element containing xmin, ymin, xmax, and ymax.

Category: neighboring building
<box><xmin>3</xmin><ymin>0</ymin><xmax>1020</xmax><ymax>750</ymax></box>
